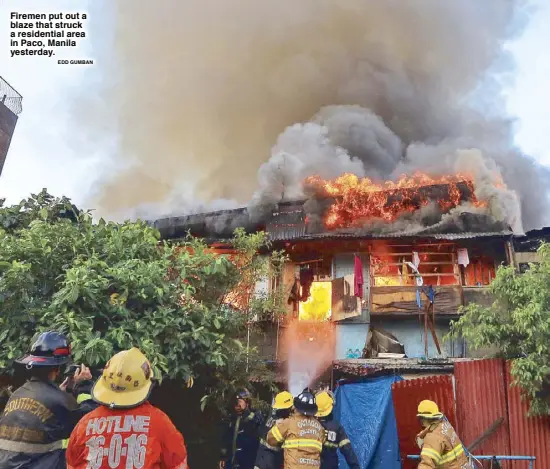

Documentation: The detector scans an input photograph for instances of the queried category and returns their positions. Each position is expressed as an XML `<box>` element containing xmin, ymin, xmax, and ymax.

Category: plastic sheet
<box><xmin>334</xmin><ymin>376</ymin><xmax>403</xmax><ymax>469</ymax></box>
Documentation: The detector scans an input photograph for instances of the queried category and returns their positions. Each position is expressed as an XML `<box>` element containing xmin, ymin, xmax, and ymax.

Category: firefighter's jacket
<box><xmin>266</xmin><ymin>413</ymin><xmax>326</xmax><ymax>469</ymax></box>
<box><xmin>254</xmin><ymin>415</ymin><xmax>284</xmax><ymax>469</ymax></box>
<box><xmin>221</xmin><ymin>408</ymin><xmax>264</xmax><ymax>469</ymax></box>
<box><xmin>0</xmin><ymin>378</ymin><xmax>95</xmax><ymax>469</ymax></box>
<box><xmin>416</xmin><ymin>419</ymin><xmax>471</xmax><ymax>469</ymax></box>
<box><xmin>66</xmin><ymin>401</ymin><xmax>189</xmax><ymax>469</ymax></box>
<box><xmin>319</xmin><ymin>417</ymin><xmax>360</xmax><ymax>469</ymax></box>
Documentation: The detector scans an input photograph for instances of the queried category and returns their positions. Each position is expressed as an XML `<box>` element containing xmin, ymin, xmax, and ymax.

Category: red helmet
<box><xmin>16</xmin><ymin>331</ymin><xmax>72</xmax><ymax>368</ymax></box>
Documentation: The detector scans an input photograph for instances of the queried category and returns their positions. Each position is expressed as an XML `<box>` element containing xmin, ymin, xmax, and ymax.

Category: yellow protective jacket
<box><xmin>266</xmin><ymin>413</ymin><xmax>326</xmax><ymax>469</ymax></box>
<box><xmin>416</xmin><ymin>420</ymin><xmax>471</xmax><ymax>469</ymax></box>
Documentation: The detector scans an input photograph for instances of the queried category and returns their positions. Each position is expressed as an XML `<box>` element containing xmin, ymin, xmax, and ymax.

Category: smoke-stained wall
<box><xmin>0</xmin><ymin>102</ymin><xmax>17</xmax><ymax>177</ymax></box>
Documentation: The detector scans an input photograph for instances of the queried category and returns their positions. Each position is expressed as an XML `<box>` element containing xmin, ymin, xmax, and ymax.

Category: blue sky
<box><xmin>0</xmin><ymin>0</ymin><xmax>549</xmax><ymax>208</ymax></box>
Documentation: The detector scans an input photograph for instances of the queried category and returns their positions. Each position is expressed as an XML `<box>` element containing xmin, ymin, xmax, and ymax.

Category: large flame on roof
<box><xmin>305</xmin><ymin>172</ymin><xmax>489</xmax><ymax>230</ymax></box>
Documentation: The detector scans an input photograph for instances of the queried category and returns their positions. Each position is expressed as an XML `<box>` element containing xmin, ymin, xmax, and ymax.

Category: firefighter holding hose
<box><xmin>254</xmin><ymin>391</ymin><xmax>294</xmax><ymax>469</ymax></box>
<box><xmin>416</xmin><ymin>400</ymin><xmax>472</xmax><ymax>469</ymax></box>
<box><xmin>265</xmin><ymin>388</ymin><xmax>325</xmax><ymax>469</ymax></box>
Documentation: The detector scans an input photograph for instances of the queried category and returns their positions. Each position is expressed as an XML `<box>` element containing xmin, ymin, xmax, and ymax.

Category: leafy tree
<box><xmin>449</xmin><ymin>243</ymin><xmax>550</xmax><ymax>415</ymax></box>
<box><xmin>0</xmin><ymin>190</ymin><xmax>284</xmax><ymax>411</ymax></box>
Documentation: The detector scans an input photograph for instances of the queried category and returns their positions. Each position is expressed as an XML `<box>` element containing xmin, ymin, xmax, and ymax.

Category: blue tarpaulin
<box><xmin>334</xmin><ymin>376</ymin><xmax>403</xmax><ymax>469</ymax></box>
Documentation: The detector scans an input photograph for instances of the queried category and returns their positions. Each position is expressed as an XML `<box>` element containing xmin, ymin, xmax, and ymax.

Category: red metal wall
<box><xmin>392</xmin><ymin>375</ymin><xmax>456</xmax><ymax>469</ymax></box>
<box><xmin>506</xmin><ymin>363</ymin><xmax>550</xmax><ymax>469</ymax></box>
<box><xmin>455</xmin><ymin>359</ymin><xmax>511</xmax><ymax>461</ymax></box>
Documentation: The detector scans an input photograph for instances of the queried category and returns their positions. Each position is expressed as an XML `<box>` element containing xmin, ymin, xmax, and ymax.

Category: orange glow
<box><xmin>305</xmin><ymin>172</ymin><xmax>488</xmax><ymax>230</ymax></box>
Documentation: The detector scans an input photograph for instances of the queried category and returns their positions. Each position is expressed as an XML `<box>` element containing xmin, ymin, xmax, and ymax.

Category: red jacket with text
<box><xmin>66</xmin><ymin>401</ymin><xmax>188</xmax><ymax>469</ymax></box>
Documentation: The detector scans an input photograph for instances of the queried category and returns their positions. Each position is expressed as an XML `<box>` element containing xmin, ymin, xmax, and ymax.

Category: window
<box><xmin>369</xmin><ymin>241</ymin><xmax>460</xmax><ymax>287</ymax></box>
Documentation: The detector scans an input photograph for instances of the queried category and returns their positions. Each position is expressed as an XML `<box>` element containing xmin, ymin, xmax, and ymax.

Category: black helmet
<box><xmin>294</xmin><ymin>387</ymin><xmax>318</xmax><ymax>417</ymax></box>
<box><xmin>15</xmin><ymin>331</ymin><xmax>72</xmax><ymax>368</ymax></box>
<box><xmin>235</xmin><ymin>388</ymin><xmax>252</xmax><ymax>401</ymax></box>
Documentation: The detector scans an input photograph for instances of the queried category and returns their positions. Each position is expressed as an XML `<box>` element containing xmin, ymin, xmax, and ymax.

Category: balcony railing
<box><xmin>0</xmin><ymin>77</ymin><xmax>22</xmax><ymax>115</ymax></box>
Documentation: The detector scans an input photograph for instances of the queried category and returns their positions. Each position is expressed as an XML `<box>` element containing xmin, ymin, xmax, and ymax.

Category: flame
<box><xmin>305</xmin><ymin>172</ymin><xmax>488</xmax><ymax>229</ymax></box>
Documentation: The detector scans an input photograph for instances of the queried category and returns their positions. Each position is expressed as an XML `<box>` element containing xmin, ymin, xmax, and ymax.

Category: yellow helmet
<box><xmin>273</xmin><ymin>391</ymin><xmax>293</xmax><ymax>410</ymax></box>
<box><xmin>92</xmin><ymin>348</ymin><xmax>155</xmax><ymax>409</ymax></box>
<box><xmin>315</xmin><ymin>391</ymin><xmax>334</xmax><ymax>418</ymax></box>
<box><xmin>417</xmin><ymin>400</ymin><xmax>443</xmax><ymax>419</ymax></box>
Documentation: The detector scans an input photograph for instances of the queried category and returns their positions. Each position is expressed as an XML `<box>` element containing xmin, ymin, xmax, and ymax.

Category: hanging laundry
<box><xmin>457</xmin><ymin>248</ymin><xmax>470</xmax><ymax>266</ymax></box>
<box><xmin>413</xmin><ymin>251</ymin><xmax>420</xmax><ymax>269</ymax></box>
<box><xmin>299</xmin><ymin>267</ymin><xmax>314</xmax><ymax>301</ymax></box>
<box><xmin>288</xmin><ymin>278</ymin><xmax>300</xmax><ymax>304</ymax></box>
<box><xmin>354</xmin><ymin>255</ymin><xmax>364</xmax><ymax>298</ymax></box>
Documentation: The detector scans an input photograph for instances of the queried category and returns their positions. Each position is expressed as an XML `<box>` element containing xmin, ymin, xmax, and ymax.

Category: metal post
<box><xmin>246</xmin><ymin>319</ymin><xmax>251</xmax><ymax>373</ymax></box>
<box><xmin>275</xmin><ymin>318</ymin><xmax>280</xmax><ymax>361</ymax></box>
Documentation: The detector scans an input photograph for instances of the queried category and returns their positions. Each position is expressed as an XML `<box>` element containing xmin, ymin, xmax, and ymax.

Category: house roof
<box><xmin>152</xmin><ymin>199</ymin><xmax>515</xmax><ymax>242</ymax></box>
<box><xmin>332</xmin><ymin>357</ymin><xmax>474</xmax><ymax>377</ymax></box>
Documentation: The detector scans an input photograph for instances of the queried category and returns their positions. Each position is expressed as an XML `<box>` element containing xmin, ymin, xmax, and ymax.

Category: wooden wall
<box><xmin>370</xmin><ymin>285</ymin><xmax>463</xmax><ymax>316</ymax></box>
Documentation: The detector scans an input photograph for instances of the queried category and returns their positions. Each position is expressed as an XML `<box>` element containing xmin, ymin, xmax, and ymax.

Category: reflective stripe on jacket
<box><xmin>266</xmin><ymin>413</ymin><xmax>325</xmax><ymax>469</ymax></box>
<box><xmin>319</xmin><ymin>418</ymin><xmax>360</xmax><ymax>469</ymax></box>
<box><xmin>416</xmin><ymin>420</ymin><xmax>472</xmax><ymax>469</ymax></box>
<box><xmin>254</xmin><ymin>416</ymin><xmax>283</xmax><ymax>469</ymax></box>
<box><xmin>0</xmin><ymin>378</ymin><xmax>89</xmax><ymax>469</ymax></box>
<box><xmin>221</xmin><ymin>408</ymin><xmax>264</xmax><ymax>469</ymax></box>
<box><xmin>66</xmin><ymin>401</ymin><xmax>188</xmax><ymax>469</ymax></box>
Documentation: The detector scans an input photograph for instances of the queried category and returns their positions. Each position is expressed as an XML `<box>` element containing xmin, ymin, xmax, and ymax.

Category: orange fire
<box><xmin>305</xmin><ymin>172</ymin><xmax>487</xmax><ymax>229</ymax></box>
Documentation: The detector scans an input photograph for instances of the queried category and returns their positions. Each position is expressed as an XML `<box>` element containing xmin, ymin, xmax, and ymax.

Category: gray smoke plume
<box><xmin>80</xmin><ymin>0</ymin><xmax>549</xmax><ymax>231</ymax></box>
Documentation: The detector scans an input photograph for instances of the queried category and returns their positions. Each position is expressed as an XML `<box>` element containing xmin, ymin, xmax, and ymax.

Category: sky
<box><xmin>0</xmin><ymin>0</ymin><xmax>549</xmax><ymax>211</ymax></box>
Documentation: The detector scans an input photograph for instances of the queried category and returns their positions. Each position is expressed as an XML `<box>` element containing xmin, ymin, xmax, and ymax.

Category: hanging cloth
<box><xmin>354</xmin><ymin>254</ymin><xmax>364</xmax><ymax>298</ymax></box>
<box><xmin>299</xmin><ymin>267</ymin><xmax>314</xmax><ymax>301</ymax></box>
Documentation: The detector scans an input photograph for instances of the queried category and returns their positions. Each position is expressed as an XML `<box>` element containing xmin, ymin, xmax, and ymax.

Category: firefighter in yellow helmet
<box><xmin>416</xmin><ymin>400</ymin><xmax>472</xmax><ymax>469</ymax></box>
<box><xmin>265</xmin><ymin>388</ymin><xmax>326</xmax><ymax>469</ymax></box>
<box><xmin>66</xmin><ymin>348</ymin><xmax>189</xmax><ymax>469</ymax></box>
<box><xmin>315</xmin><ymin>391</ymin><xmax>360</xmax><ymax>469</ymax></box>
<box><xmin>254</xmin><ymin>391</ymin><xmax>294</xmax><ymax>469</ymax></box>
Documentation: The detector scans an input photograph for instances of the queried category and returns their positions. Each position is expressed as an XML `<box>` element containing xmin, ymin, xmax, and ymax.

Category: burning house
<box><xmin>154</xmin><ymin>170</ymin><xmax>519</xmax><ymax>380</ymax></box>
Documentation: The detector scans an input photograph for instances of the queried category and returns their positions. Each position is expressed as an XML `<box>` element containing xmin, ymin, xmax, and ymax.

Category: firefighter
<box><xmin>266</xmin><ymin>388</ymin><xmax>325</xmax><ymax>469</ymax></box>
<box><xmin>254</xmin><ymin>391</ymin><xmax>294</xmax><ymax>469</ymax></box>
<box><xmin>314</xmin><ymin>391</ymin><xmax>360</xmax><ymax>469</ymax></box>
<box><xmin>66</xmin><ymin>347</ymin><xmax>189</xmax><ymax>469</ymax></box>
<box><xmin>220</xmin><ymin>388</ymin><xmax>265</xmax><ymax>469</ymax></box>
<box><xmin>416</xmin><ymin>400</ymin><xmax>472</xmax><ymax>469</ymax></box>
<box><xmin>0</xmin><ymin>331</ymin><xmax>95</xmax><ymax>469</ymax></box>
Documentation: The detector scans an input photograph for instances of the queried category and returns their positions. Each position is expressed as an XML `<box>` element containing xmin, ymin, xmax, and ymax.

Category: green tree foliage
<box><xmin>450</xmin><ymin>243</ymin><xmax>550</xmax><ymax>415</ymax></box>
<box><xmin>0</xmin><ymin>190</ymin><xmax>284</xmax><ymax>411</ymax></box>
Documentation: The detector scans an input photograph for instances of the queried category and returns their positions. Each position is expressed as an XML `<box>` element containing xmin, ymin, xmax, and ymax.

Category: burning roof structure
<box><xmin>153</xmin><ymin>172</ymin><xmax>512</xmax><ymax>242</ymax></box>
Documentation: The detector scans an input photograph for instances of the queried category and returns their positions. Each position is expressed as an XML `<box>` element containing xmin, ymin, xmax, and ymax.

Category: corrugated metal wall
<box><xmin>455</xmin><ymin>359</ymin><xmax>512</xmax><ymax>467</ymax></box>
<box><xmin>390</xmin><ymin>360</ymin><xmax>550</xmax><ymax>467</ymax></box>
<box><xmin>392</xmin><ymin>375</ymin><xmax>456</xmax><ymax>469</ymax></box>
<box><xmin>506</xmin><ymin>362</ymin><xmax>550</xmax><ymax>469</ymax></box>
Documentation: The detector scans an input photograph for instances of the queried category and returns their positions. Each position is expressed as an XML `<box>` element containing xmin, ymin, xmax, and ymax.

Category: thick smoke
<box><xmin>82</xmin><ymin>0</ymin><xmax>549</xmax><ymax>231</ymax></box>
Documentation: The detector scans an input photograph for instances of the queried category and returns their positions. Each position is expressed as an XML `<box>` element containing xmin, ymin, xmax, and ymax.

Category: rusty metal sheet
<box><xmin>506</xmin><ymin>362</ymin><xmax>550</xmax><ymax>469</ymax></box>
<box><xmin>455</xmin><ymin>359</ymin><xmax>512</xmax><ymax>464</ymax></box>
<box><xmin>392</xmin><ymin>375</ymin><xmax>456</xmax><ymax>469</ymax></box>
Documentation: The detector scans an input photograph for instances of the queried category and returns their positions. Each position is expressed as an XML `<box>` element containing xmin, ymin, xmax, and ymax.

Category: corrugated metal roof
<box><xmin>270</xmin><ymin>230</ymin><xmax>512</xmax><ymax>242</ymax></box>
<box><xmin>333</xmin><ymin>358</ymin><xmax>458</xmax><ymax>376</ymax></box>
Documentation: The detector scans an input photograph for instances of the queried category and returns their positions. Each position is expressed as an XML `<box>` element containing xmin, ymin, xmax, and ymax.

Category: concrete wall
<box><xmin>0</xmin><ymin>102</ymin><xmax>18</xmax><ymax>176</ymax></box>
